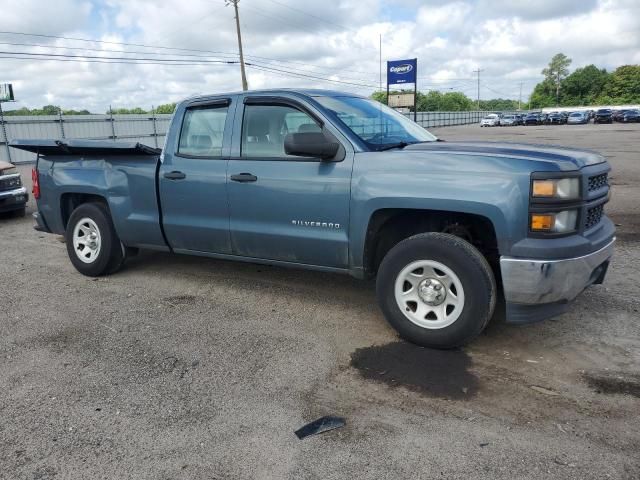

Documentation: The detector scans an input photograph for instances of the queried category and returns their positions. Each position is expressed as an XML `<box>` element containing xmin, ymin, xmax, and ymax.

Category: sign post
<box><xmin>386</xmin><ymin>59</ymin><xmax>417</xmax><ymax>121</ymax></box>
<box><xmin>0</xmin><ymin>84</ymin><xmax>15</xmax><ymax>163</ymax></box>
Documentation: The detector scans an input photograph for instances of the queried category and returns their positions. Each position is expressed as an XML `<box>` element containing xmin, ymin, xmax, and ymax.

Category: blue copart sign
<box><xmin>387</xmin><ymin>59</ymin><xmax>417</xmax><ymax>85</ymax></box>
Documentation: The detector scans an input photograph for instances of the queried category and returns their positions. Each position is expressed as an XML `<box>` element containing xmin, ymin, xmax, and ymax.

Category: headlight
<box><xmin>532</xmin><ymin>178</ymin><xmax>580</xmax><ymax>199</ymax></box>
<box><xmin>530</xmin><ymin>209</ymin><xmax>578</xmax><ymax>233</ymax></box>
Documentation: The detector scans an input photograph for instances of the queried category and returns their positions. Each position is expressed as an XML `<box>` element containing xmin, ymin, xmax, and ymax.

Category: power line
<box><xmin>246</xmin><ymin>63</ymin><xmax>377</xmax><ymax>88</ymax></box>
<box><xmin>0</xmin><ymin>50</ymin><xmax>238</xmax><ymax>64</ymax></box>
<box><xmin>0</xmin><ymin>56</ymin><xmax>235</xmax><ymax>66</ymax></box>
<box><xmin>0</xmin><ymin>52</ymin><xmax>378</xmax><ymax>89</ymax></box>
<box><xmin>0</xmin><ymin>30</ymin><xmax>379</xmax><ymax>79</ymax></box>
<box><xmin>263</xmin><ymin>0</ymin><xmax>357</xmax><ymax>32</ymax></box>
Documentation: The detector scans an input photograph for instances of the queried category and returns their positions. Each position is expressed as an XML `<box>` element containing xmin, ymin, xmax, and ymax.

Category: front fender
<box><xmin>348</xmin><ymin>153</ymin><xmax>531</xmax><ymax>272</ymax></box>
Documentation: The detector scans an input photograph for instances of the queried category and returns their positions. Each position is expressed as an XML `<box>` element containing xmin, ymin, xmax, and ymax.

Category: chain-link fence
<box><xmin>1</xmin><ymin>110</ymin><xmax>523</xmax><ymax>164</ymax></box>
<box><xmin>0</xmin><ymin>113</ymin><xmax>172</xmax><ymax>164</ymax></box>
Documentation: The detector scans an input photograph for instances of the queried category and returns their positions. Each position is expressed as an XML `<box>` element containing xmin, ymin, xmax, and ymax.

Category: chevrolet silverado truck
<box><xmin>10</xmin><ymin>89</ymin><xmax>615</xmax><ymax>348</ymax></box>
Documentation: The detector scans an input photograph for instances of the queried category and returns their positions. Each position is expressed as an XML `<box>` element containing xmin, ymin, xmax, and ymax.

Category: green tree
<box><xmin>542</xmin><ymin>53</ymin><xmax>572</xmax><ymax>105</ymax></box>
<box><xmin>560</xmin><ymin>65</ymin><xmax>609</xmax><ymax>106</ymax></box>
<box><xmin>438</xmin><ymin>92</ymin><xmax>474</xmax><ymax>111</ymax></box>
<box><xmin>371</xmin><ymin>91</ymin><xmax>387</xmax><ymax>104</ymax></box>
<box><xmin>529</xmin><ymin>79</ymin><xmax>557</xmax><ymax>109</ymax></box>
<box><xmin>479</xmin><ymin>98</ymin><xmax>519</xmax><ymax>111</ymax></box>
<box><xmin>155</xmin><ymin>103</ymin><xmax>176</xmax><ymax>114</ymax></box>
<box><xmin>601</xmin><ymin>65</ymin><xmax>640</xmax><ymax>103</ymax></box>
<box><xmin>110</xmin><ymin>107</ymin><xmax>148</xmax><ymax>114</ymax></box>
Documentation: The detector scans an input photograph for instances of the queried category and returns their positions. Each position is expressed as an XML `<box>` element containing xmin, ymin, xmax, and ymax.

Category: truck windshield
<box><xmin>314</xmin><ymin>96</ymin><xmax>436</xmax><ymax>150</ymax></box>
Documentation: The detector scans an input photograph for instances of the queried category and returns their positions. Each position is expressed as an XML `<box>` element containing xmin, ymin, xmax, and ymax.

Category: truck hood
<box><xmin>405</xmin><ymin>141</ymin><xmax>606</xmax><ymax>169</ymax></box>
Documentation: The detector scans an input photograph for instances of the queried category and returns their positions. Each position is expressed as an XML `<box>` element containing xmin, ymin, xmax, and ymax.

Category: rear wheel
<box><xmin>376</xmin><ymin>233</ymin><xmax>496</xmax><ymax>349</ymax></box>
<box><xmin>65</xmin><ymin>202</ymin><xmax>124</xmax><ymax>276</ymax></box>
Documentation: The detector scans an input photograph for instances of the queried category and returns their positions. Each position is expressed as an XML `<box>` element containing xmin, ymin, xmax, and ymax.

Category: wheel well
<box><xmin>363</xmin><ymin>209</ymin><xmax>500</xmax><ymax>277</ymax></box>
<box><xmin>60</xmin><ymin>193</ymin><xmax>109</xmax><ymax>229</ymax></box>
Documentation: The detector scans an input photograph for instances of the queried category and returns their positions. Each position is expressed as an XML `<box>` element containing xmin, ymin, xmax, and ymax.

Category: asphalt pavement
<box><xmin>1</xmin><ymin>122</ymin><xmax>638</xmax><ymax>479</ymax></box>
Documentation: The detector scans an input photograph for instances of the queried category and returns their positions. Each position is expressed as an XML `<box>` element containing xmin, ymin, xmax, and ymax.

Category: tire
<box><xmin>13</xmin><ymin>207</ymin><xmax>26</xmax><ymax>218</ymax></box>
<box><xmin>376</xmin><ymin>232</ymin><xmax>496</xmax><ymax>349</ymax></box>
<box><xmin>65</xmin><ymin>202</ymin><xmax>124</xmax><ymax>276</ymax></box>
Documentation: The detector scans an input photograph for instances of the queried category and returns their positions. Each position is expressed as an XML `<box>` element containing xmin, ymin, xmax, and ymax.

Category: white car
<box><xmin>480</xmin><ymin>114</ymin><xmax>500</xmax><ymax>127</ymax></box>
<box><xmin>500</xmin><ymin>114</ymin><xmax>517</xmax><ymax>126</ymax></box>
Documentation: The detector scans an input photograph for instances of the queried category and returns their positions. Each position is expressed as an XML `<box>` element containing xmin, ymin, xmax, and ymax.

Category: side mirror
<box><xmin>284</xmin><ymin>132</ymin><xmax>340</xmax><ymax>160</ymax></box>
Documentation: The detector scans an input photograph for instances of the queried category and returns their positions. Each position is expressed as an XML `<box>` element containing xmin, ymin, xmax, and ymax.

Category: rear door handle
<box><xmin>164</xmin><ymin>171</ymin><xmax>186</xmax><ymax>180</ymax></box>
<box><xmin>230</xmin><ymin>173</ymin><xmax>258</xmax><ymax>183</ymax></box>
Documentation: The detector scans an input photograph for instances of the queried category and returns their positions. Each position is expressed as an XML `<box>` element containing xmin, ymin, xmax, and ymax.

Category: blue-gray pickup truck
<box><xmin>11</xmin><ymin>89</ymin><xmax>615</xmax><ymax>348</ymax></box>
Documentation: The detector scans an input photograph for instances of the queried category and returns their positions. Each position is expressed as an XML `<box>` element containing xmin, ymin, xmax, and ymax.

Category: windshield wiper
<box><xmin>376</xmin><ymin>141</ymin><xmax>409</xmax><ymax>151</ymax></box>
<box><xmin>375</xmin><ymin>140</ymin><xmax>436</xmax><ymax>151</ymax></box>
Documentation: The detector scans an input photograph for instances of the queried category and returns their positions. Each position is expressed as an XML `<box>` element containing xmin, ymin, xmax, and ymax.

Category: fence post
<box><xmin>109</xmin><ymin>105</ymin><xmax>116</xmax><ymax>140</ymax></box>
<box><xmin>0</xmin><ymin>101</ymin><xmax>11</xmax><ymax>164</ymax></box>
<box><xmin>58</xmin><ymin>107</ymin><xmax>66</xmax><ymax>139</ymax></box>
<box><xmin>151</xmin><ymin>105</ymin><xmax>158</xmax><ymax>148</ymax></box>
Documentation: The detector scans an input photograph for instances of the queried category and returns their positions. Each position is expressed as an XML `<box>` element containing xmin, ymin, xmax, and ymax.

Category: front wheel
<box><xmin>376</xmin><ymin>233</ymin><xmax>496</xmax><ymax>349</ymax></box>
<box><xmin>65</xmin><ymin>202</ymin><xmax>125</xmax><ymax>276</ymax></box>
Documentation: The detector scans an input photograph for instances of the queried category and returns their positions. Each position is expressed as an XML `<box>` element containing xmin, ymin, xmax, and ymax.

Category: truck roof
<box><xmin>184</xmin><ymin>88</ymin><xmax>367</xmax><ymax>102</ymax></box>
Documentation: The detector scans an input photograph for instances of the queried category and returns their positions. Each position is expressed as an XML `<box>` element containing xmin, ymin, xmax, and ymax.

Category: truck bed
<box><xmin>9</xmin><ymin>139</ymin><xmax>161</xmax><ymax>157</ymax></box>
<box><xmin>12</xmin><ymin>139</ymin><xmax>167</xmax><ymax>252</ymax></box>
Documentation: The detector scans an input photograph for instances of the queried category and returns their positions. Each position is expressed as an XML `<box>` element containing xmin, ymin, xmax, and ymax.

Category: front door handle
<box><xmin>164</xmin><ymin>171</ymin><xmax>186</xmax><ymax>180</ymax></box>
<box><xmin>230</xmin><ymin>173</ymin><xmax>258</xmax><ymax>183</ymax></box>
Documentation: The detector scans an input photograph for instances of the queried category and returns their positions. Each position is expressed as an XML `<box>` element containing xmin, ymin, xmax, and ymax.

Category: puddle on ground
<box><xmin>583</xmin><ymin>373</ymin><xmax>640</xmax><ymax>398</ymax></box>
<box><xmin>350</xmin><ymin>341</ymin><xmax>478</xmax><ymax>399</ymax></box>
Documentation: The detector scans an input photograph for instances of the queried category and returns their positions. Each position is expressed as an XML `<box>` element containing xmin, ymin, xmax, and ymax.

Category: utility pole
<box><xmin>0</xmin><ymin>101</ymin><xmax>11</xmax><ymax>164</ymax></box>
<box><xmin>518</xmin><ymin>82</ymin><xmax>523</xmax><ymax>110</ymax></box>
<box><xmin>473</xmin><ymin>68</ymin><xmax>483</xmax><ymax>110</ymax></box>
<box><xmin>379</xmin><ymin>34</ymin><xmax>382</xmax><ymax>94</ymax></box>
<box><xmin>227</xmin><ymin>0</ymin><xmax>248</xmax><ymax>91</ymax></box>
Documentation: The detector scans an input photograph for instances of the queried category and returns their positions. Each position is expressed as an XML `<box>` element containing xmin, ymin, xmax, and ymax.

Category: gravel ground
<box><xmin>1</xmin><ymin>122</ymin><xmax>639</xmax><ymax>479</ymax></box>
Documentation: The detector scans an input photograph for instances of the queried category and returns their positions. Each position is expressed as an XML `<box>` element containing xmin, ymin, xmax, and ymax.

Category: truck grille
<box><xmin>585</xmin><ymin>204</ymin><xmax>604</xmax><ymax>230</ymax></box>
<box><xmin>0</xmin><ymin>175</ymin><xmax>22</xmax><ymax>191</ymax></box>
<box><xmin>588</xmin><ymin>173</ymin><xmax>608</xmax><ymax>192</ymax></box>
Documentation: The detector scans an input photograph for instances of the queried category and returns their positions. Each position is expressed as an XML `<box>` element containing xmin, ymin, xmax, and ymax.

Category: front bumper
<box><xmin>0</xmin><ymin>186</ymin><xmax>28</xmax><ymax>212</ymax></box>
<box><xmin>500</xmin><ymin>238</ymin><xmax>615</xmax><ymax>323</ymax></box>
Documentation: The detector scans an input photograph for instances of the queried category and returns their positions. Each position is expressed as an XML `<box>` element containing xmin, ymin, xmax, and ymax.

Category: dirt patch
<box><xmin>350</xmin><ymin>342</ymin><xmax>478</xmax><ymax>399</ymax></box>
<box><xmin>583</xmin><ymin>373</ymin><xmax>640</xmax><ymax>398</ymax></box>
<box><xmin>163</xmin><ymin>294</ymin><xmax>199</xmax><ymax>306</ymax></box>
<box><xmin>608</xmin><ymin>213</ymin><xmax>640</xmax><ymax>244</ymax></box>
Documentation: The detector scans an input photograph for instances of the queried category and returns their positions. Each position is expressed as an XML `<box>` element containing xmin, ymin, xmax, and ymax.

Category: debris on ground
<box><xmin>530</xmin><ymin>386</ymin><xmax>560</xmax><ymax>396</ymax></box>
<box><xmin>294</xmin><ymin>416</ymin><xmax>345</xmax><ymax>440</ymax></box>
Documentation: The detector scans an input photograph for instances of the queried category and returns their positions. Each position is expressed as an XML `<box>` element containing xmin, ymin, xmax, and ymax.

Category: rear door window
<box><xmin>178</xmin><ymin>105</ymin><xmax>229</xmax><ymax>157</ymax></box>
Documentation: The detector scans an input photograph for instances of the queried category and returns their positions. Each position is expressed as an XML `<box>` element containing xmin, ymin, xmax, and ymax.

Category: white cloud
<box><xmin>0</xmin><ymin>0</ymin><xmax>638</xmax><ymax>112</ymax></box>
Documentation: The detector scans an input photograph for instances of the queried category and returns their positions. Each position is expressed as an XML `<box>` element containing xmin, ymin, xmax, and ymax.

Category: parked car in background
<box><xmin>621</xmin><ymin>110</ymin><xmax>640</xmax><ymax>123</ymax></box>
<box><xmin>480</xmin><ymin>113</ymin><xmax>500</xmax><ymax>127</ymax></box>
<box><xmin>594</xmin><ymin>109</ymin><xmax>613</xmax><ymax>124</ymax></box>
<box><xmin>567</xmin><ymin>112</ymin><xmax>590</xmax><ymax>125</ymax></box>
<box><xmin>613</xmin><ymin>109</ymin><xmax>630</xmax><ymax>122</ymax></box>
<box><xmin>514</xmin><ymin>114</ymin><xmax>525</xmax><ymax>125</ymax></box>
<box><xmin>524</xmin><ymin>113</ymin><xmax>540</xmax><ymax>125</ymax></box>
<box><xmin>500</xmin><ymin>114</ymin><xmax>518</xmax><ymax>126</ymax></box>
<box><xmin>539</xmin><ymin>113</ymin><xmax>550</xmax><ymax>124</ymax></box>
<box><xmin>0</xmin><ymin>161</ymin><xmax>28</xmax><ymax>217</ymax></box>
<box><xmin>547</xmin><ymin>112</ymin><xmax>564</xmax><ymax>125</ymax></box>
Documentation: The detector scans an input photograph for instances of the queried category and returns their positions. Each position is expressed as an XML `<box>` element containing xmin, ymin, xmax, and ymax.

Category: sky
<box><xmin>0</xmin><ymin>0</ymin><xmax>639</xmax><ymax>112</ymax></box>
